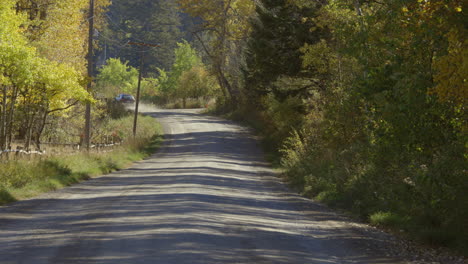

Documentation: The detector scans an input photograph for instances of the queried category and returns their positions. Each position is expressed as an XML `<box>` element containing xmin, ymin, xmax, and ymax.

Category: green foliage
<box><xmin>172</xmin><ymin>40</ymin><xmax>203</xmax><ymax>76</ymax></box>
<box><xmin>105</xmin><ymin>100</ymin><xmax>131</xmax><ymax>119</ymax></box>
<box><xmin>163</xmin><ymin>40</ymin><xmax>203</xmax><ymax>102</ymax></box>
<box><xmin>274</xmin><ymin>0</ymin><xmax>468</xmax><ymax>253</ymax></box>
<box><xmin>0</xmin><ymin>187</ymin><xmax>16</xmax><ymax>204</ymax></box>
<box><xmin>178</xmin><ymin>0</ymin><xmax>255</xmax><ymax>104</ymax></box>
<box><xmin>177</xmin><ymin>65</ymin><xmax>219</xmax><ymax>106</ymax></box>
<box><xmin>153</xmin><ymin>41</ymin><xmax>218</xmax><ymax>106</ymax></box>
<box><xmin>96</xmin><ymin>58</ymin><xmax>139</xmax><ymax>97</ymax></box>
<box><xmin>370</xmin><ymin>212</ymin><xmax>407</xmax><ymax>228</ymax></box>
<box><xmin>262</xmin><ymin>93</ymin><xmax>305</xmax><ymax>143</ymax></box>
<box><xmin>140</xmin><ymin>77</ymin><xmax>160</xmax><ymax>101</ymax></box>
<box><xmin>238</xmin><ymin>0</ymin><xmax>327</xmax><ymax>151</ymax></box>
<box><xmin>195</xmin><ymin>0</ymin><xmax>467</xmax><ymax>254</ymax></box>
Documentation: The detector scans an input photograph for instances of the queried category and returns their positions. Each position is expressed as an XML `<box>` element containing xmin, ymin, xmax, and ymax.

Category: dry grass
<box><xmin>0</xmin><ymin>115</ymin><xmax>163</xmax><ymax>206</ymax></box>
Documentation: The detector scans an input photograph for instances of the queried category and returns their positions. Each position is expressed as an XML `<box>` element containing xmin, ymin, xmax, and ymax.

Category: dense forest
<box><xmin>177</xmin><ymin>0</ymin><xmax>467</xmax><ymax>253</ymax></box>
<box><xmin>0</xmin><ymin>0</ymin><xmax>466</xmax><ymax>254</ymax></box>
<box><xmin>102</xmin><ymin>0</ymin><xmax>183</xmax><ymax>71</ymax></box>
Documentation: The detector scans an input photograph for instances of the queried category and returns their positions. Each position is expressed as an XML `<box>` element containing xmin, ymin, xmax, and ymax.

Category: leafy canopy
<box><xmin>96</xmin><ymin>58</ymin><xmax>139</xmax><ymax>97</ymax></box>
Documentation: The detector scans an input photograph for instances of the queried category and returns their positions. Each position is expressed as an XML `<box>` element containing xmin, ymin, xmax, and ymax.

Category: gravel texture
<box><xmin>0</xmin><ymin>108</ymin><xmax>465</xmax><ymax>264</ymax></box>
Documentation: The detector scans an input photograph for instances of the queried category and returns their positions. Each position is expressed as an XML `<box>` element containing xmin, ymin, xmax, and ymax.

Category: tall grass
<box><xmin>0</xmin><ymin>115</ymin><xmax>163</xmax><ymax>205</ymax></box>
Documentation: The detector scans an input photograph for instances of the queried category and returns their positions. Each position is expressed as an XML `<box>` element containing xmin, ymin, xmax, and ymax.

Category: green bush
<box><xmin>0</xmin><ymin>188</ymin><xmax>16</xmax><ymax>204</ymax></box>
<box><xmin>106</xmin><ymin>100</ymin><xmax>132</xmax><ymax>119</ymax></box>
<box><xmin>370</xmin><ymin>212</ymin><xmax>407</xmax><ymax>228</ymax></box>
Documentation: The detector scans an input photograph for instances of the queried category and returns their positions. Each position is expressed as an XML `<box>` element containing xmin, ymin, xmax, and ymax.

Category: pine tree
<box><xmin>104</xmin><ymin>0</ymin><xmax>184</xmax><ymax>73</ymax></box>
<box><xmin>244</xmin><ymin>0</ymin><xmax>325</xmax><ymax>101</ymax></box>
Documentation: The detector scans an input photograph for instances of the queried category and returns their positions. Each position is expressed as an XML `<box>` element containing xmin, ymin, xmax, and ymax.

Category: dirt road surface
<box><xmin>0</xmin><ymin>109</ymin><xmax>410</xmax><ymax>264</ymax></box>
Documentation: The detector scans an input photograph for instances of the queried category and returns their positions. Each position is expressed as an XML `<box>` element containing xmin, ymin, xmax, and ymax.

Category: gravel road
<box><xmin>0</xmin><ymin>109</ymin><xmax>439</xmax><ymax>263</ymax></box>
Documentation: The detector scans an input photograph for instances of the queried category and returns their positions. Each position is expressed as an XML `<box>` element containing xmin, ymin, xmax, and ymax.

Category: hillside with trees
<box><xmin>101</xmin><ymin>0</ymin><xmax>199</xmax><ymax>72</ymax></box>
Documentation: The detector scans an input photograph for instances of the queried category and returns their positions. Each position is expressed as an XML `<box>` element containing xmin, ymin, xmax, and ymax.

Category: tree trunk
<box><xmin>24</xmin><ymin>108</ymin><xmax>36</xmax><ymax>151</ymax></box>
<box><xmin>34</xmin><ymin>108</ymin><xmax>49</xmax><ymax>150</ymax></box>
<box><xmin>214</xmin><ymin>64</ymin><xmax>239</xmax><ymax>105</ymax></box>
<box><xmin>353</xmin><ymin>0</ymin><xmax>364</xmax><ymax>16</ymax></box>
<box><xmin>193</xmin><ymin>32</ymin><xmax>239</xmax><ymax>106</ymax></box>
<box><xmin>0</xmin><ymin>85</ymin><xmax>7</xmax><ymax>149</ymax></box>
<box><xmin>6</xmin><ymin>85</ymin><xmax>18</xmax><ymax>148</ymax></box>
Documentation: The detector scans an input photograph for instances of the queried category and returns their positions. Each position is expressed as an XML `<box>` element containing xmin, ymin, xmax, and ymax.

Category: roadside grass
<box><xmin>0</xmin><ymin>115</ymin><xmax>163</xmax><ymax>206</ymax></box>
<box><xmin>369</xmin><ymin>211</ymin><xmax>408</xmax><ymax>228</ymax></box>
<box><xmin>369</xmin><ymin>210</ymin><xmax>468</xmax><ymax>254</ymax></box>
<box><xmin>164</xmin><ymin>98</ymin><xmax>210</xmax><ymax>109</ymax></box>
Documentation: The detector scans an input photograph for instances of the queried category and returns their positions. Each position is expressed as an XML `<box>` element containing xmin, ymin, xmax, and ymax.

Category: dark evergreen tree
<box><xmin>244</xmin><ymin>0</ymin><xmax>326</xmax><ymax>101</ymax></box>
<box><xmin>101</xmin><ymin>0</ymin><xmax>185</xmax><ymax>74</ymax></box>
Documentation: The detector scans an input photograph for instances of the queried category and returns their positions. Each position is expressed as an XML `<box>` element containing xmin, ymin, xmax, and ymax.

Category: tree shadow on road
<box><xmin>0</xmin><ymin>110</ymin><xmax>404</xmax><ymax>264</ymax></box>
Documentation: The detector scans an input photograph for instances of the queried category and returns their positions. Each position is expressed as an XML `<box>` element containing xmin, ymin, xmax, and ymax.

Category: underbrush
<box><xmin>0</xmin><ymin>115</ymin><xmax>163</xmax><ymax>205</ymax></box>
<box><xmin>212</xmin><ymin>97</ymin><xmax>468</xmax><ymax>256</ymax></box>
<box><xmin>207</xmin><ymin>96</ymin><xmax>305</xmax><ymax>167</ymax></box>
<box><xmin>163</xmin><ymin>98</ymin><xmax>212</xmax><ymax>109</ymax></box>
<box><xmin>280</xmin><ymin>122</ymin><xmax>468</xmax><ymax>256</ymax></box>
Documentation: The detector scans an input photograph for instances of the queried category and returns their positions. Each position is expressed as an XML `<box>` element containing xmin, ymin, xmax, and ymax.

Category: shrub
<box><xmin>370</xmin><ymin>212</ymin><xmax>407</xmax><ymax>228</ymax></box>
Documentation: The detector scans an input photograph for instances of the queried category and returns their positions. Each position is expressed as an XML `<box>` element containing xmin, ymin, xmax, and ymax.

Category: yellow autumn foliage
<box><xmin>432</xmin><ymin>29</ymin><xmax>467</xmax><ymax>104</ymax></box>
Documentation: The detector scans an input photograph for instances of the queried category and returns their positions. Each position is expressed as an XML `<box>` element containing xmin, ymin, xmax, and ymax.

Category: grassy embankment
<box><xmin>0</xmin><ymin>115</ymin><xmax>163</xmax><ymax>206</ymax></box>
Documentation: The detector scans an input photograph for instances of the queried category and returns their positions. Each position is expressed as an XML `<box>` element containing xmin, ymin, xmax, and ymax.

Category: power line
<box><xmin>104</xmin><ymin>13</ymin><xmax>129</xmax><ymax>35</ymax></box>
<box><xmin>98</xmin><ymin>32</ymin><xmax>130</xmax><ymax>47</ymax></box>
<box><xmin>104</xmin><ymin>13</ymin><xmax>147</xmax><ymax>44</ymax></box>
<box><xmin>100</xmin><ymin>14</ymin><xmax>155</xmax><ymax>58</ymax></box>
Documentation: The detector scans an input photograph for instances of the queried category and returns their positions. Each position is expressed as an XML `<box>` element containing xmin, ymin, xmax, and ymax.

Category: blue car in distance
<box><xmin>115</xmin><ymin>94</ymin><xmax>135</xmax><ymax>103</ymax></box>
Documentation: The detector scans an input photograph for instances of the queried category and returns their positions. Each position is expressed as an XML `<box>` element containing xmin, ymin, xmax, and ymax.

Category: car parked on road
<box><xmin>115</xmin><ymin>94</ymin><xmax>135</xmax><ymax>103</ymax></box>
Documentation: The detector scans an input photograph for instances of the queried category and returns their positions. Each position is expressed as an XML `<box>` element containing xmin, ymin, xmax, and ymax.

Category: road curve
<box><xmin>0</xmin><ymin>109</ymin><xmax>407</xmax><ymax>264</ymax></box>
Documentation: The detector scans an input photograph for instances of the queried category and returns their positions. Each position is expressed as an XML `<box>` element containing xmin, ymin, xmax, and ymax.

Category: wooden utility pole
<box><xmin>133</xmin><ymin>46</ymin><xmax>144</xmax><ymax>138</ymax></box>
<box><xmin>127</xmin><ymin>42</ymin><xmax>160</xmax><ymax>137</ymax></box>
<box><xmin>84</xmin><ymin>0</ymin><xmax>94</xmax><ymax>151</ymax></box>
